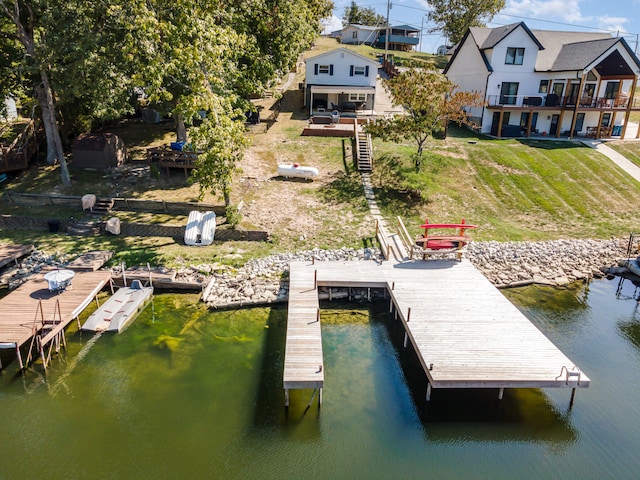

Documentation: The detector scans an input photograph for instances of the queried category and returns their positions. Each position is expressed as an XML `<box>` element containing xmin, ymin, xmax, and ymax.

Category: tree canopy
<box><xmin>0</xmin><ymin>0</ymin><xmax>333</xmax><ymax>191</ymax></box>
<box><xmin>365</xmin><ymin>69</ymin><xmax>483</xmax><ymax>169</ymax></box>
<box><xmin>426</xmin><ymin>0</ymin><xmax>505</xmax><ymax>44</ymax></box>
<box><xmin>342</xmin><ymin>1</ymin><xmax>386</xmax><ymax>27</ymax></box>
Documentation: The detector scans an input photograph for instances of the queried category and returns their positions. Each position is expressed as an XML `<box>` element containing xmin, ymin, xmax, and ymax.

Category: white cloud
<box><xmin>503</xmin><ymin>0</ymin><xmax>585</xmax><ymax>23</ymax></box>
<box><xmin>596</xmin><ymin>16</ymin><xmax>630</xmax><ymax>34</ymax></box>
<box><xmin>501</xmin><ymin>0</ymin><xmax>632</xmax><ymax>33</ymax></box>
<box><xmin>321</xmin><ymin>14</ymin><xmax>343</xmax><ymax>35</ymax></box>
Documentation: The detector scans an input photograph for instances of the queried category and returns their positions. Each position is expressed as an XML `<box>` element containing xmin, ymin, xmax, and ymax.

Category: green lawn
<box><xmin>308</xmin><ymin>36</ymin><xmax>447</xmax><ymax>69</ymax></box>
<box><xmin>608</xmin><ymin>140</ymin><xmax>640</xmax><ymax>167</ymax></box>
<box><xmin>2</xmin><ymin>39</ymin><xmax>640</xmax><ymax>266</ymax></box>
<box><xmin>373</xmin><ymin>126</ymin><xmax>640</xmax><ymax>241</ymax></box>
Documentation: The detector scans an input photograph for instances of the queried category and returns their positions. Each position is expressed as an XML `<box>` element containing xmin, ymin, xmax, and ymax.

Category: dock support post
<box><xmin>426</xmin><ymin>383</ymin><xmax>432</xmax><ymax>401</ymax></box>
<box><xmin>319</xmin><ymin>387</ymin><xmax>323</xmax><ymax>407</ymax></box>
<box><xmin>329</xmin><ymin>288</ymin><xmax>332</xmax><ymax>301</ymax></box>
<box><xmin>389</xmin><ymin>298</ymin><xmax>393</xmax><ymax>313</ymax></box>
<box><xmin>498</xmin><ymin>387</ymin><xmax>504</xmax><ymax>400</ymax></box>
<box><xmin>16</xmin><ymin>345</ymin><xmax>24</xmax><ymax>370</ymax></box>
<box><xmin>570</xmin><ymin>387</ymin><xmax>576</xmax><ymax>408</ymax></box>
<box><xmin>284</xmin><ymin>389</ymin><xmax>289</xmax><ymax>407</ymax></box>
<box><xmin>403</xmin><ymin>331</ymin><xmax>408</xmax><ymax>348</ymax></box>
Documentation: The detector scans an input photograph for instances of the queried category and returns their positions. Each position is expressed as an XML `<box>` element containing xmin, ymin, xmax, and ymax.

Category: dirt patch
<box><xmin>234</xmin><ymin>89</ymin><xmax>372</xmax><ymax>250</ymax></box>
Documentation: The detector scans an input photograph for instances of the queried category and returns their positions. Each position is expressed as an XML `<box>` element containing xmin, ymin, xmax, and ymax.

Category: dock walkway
<box><xmin>283</xmin><ymin>263</ymin><xmax>324</xmax><ymax>406</ymax></box>
<box><xmin>283</xmin><ymin>259</ymin><xmax>589</xmax><ymax>406</ymax></box>
<box><xmin>0</xmin><ymin>270</ymin><xmax>111</xmax><ymax>369</ymax></box>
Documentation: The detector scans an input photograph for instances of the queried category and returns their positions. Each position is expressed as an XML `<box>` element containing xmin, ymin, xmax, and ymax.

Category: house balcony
<box><xmin>377</xmin><ymin>34</ymin><xmax>419</xmax><ymax>46</ymax></box>
<box><xmin>486</xmin><ymin>94</ymin><xmax>638</xmax><ymax>110</ymax></box>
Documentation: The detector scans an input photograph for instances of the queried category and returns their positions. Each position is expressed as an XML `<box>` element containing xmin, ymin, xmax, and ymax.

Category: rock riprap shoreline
<box><xmin>0</xmin><ymin>239</ymin><xmax>628</xmax><ymax>306</ymax></box>
<box><xmin>201</xmin><ymin>238</ymin><xmax>627</xmax><ymax>307</ymax></box>
<box><xmin>467</xmin><ymin>238</ymin><xmax>625</xmax><ymax>287</ymax></box>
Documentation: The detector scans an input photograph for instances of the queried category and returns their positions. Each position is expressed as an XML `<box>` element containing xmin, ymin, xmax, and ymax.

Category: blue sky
<box><xmin>322</xmin><ymin>0</ymin><xmax>640</xmax><ymax>54</ymax></box>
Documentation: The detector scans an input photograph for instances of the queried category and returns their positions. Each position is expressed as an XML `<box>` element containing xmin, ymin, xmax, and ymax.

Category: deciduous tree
<box><xmin>365</xmin><ymin>69</ymin><xmax>483</xmax><ymax>169</ymax></box>
<box><xmin>343</xmin><ymin>1</ymin><xmax>386</xmax><ymax>27</ymax></box>
<box><xmin>189</xmin><ymin>97</ymin><xmax>249</xmax><ymax>211</ymax></box>
<box><xmin>0</xmin><ymin>0</ymin><xmax>140</xmax><ymax>186</ymax></box>
<box><xmin>426</xmin><ymin>0</ymin><xmax>505</xmax><ymax>44</ymax></box>
<box><xmin>0</xmin><ymin>0</ymin><xmax>70</xmax><ymax>185</ymax></box>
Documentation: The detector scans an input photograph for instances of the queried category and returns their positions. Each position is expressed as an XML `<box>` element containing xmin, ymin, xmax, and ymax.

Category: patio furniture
<box><xmin>44</xmin><ymin>269</ymin><xmax>75</xmax><ymax>293</ymax></box>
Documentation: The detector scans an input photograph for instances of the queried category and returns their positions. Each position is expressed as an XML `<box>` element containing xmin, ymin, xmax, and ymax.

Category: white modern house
<box><xmin>304</xmin><ymin>48</ymin><xmax>379</xmax><ymax>116</ymax></box>
<box><xmin>444</xmin><ymin>22</ymin><xmax>640</xmax><ymax>139</ymax></box>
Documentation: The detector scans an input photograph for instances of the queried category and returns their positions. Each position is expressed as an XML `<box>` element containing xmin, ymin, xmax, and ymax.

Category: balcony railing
<box><xmin>487</xmin><ymin>94</ymin><xmax>635</xmax><ymax>109</ymax></box>
<box><xmin>377</xmin><ymin>34</ymin><xmax>419</xmax><ymax>45</ymax></box>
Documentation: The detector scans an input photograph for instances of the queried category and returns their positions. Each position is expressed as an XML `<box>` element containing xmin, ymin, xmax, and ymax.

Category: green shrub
<box><xmin>225</xmin><ymin>204</ymin><xmax>242</xmax><ymax>229</ymax></box>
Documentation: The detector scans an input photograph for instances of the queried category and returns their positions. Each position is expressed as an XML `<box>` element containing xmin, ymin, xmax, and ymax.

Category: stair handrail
<box><xmin>396</xmin><ymin>216</ymin><xmax>416</xmax><ymax>259</ymax></box>
<box><xmin>366</xmin><ymin>133</ymin><xmax>373</xmax><ymax>169</ymax></box>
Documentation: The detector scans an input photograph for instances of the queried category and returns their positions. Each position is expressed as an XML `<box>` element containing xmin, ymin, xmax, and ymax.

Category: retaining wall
<box><xmin>0</xmin><ymin>215</ymin><xmax>269</xmax><ymax>241</ymax></box>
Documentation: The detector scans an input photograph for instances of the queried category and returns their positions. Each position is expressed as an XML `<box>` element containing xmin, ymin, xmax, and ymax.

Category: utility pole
<box><xmin>419</xmin><ymin>16</ymin><xmax>424</xmax><ymax>52</ymax></box>
<box><xmin>385</xmin><ymin>0</ymin><xmax>391</xmax><ymax>60</ymax></box>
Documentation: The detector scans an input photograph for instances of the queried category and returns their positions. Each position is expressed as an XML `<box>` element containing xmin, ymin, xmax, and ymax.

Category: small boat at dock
<box><xmin>81</xmin><ymin>280</ymin><xmax>153</xmax><ymax>333</ymax></box>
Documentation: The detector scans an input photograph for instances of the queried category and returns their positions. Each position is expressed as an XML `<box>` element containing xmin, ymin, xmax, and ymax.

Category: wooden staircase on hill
<box><xmin>355</xmin><ymin>130</ymin><xmax>373</xmax><ymax>172</ymax></box>
<box><xmin>89</xmin><ymin>197</ymin><xmax>114</xmax><ymax>215</ymax></box>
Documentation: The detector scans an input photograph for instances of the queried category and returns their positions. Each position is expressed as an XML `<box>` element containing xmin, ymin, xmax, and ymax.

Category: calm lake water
<box><xmin>1</xmin><ymin>277</ymin><xmax>639</xmax><ymax>479</ymax></box>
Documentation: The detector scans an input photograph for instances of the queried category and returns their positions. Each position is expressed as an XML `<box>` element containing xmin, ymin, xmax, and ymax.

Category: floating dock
<box><xmin>283</xmin><ymin>259</ymin><xmax>590</xmax><ymax>407</ymax></box>
<box><xmin>81</xmin><ymin>280</ymin><xmax>153</xmax><ymax>333</ymax></box>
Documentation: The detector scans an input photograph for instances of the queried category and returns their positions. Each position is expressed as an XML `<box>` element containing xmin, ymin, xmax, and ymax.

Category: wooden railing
<box><xmin>0</xmin><ymin>119</ymin><xmax>43</xmax><ymax>173</ymax></box>
<box><xmin>396</xmin><ymin>216</ymin><xmax>417</xmax><ymax>259</ymax></box>
<box><xmin>375</xmin><ymin>220</ymin><xmax>391</xmax><ymax>260</ymax></box>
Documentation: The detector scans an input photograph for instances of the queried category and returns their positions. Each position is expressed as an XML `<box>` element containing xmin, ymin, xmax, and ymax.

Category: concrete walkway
<box><xmin>581</xmin><ymin>140</ymin><xmax>640</xmax><ymax>183</ymax></box>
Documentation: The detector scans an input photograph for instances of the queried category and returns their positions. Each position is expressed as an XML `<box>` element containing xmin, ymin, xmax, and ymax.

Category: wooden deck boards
<box><xmin>66</xmin><ymin>250</ymin><xmax>113</xmax><ymax>272</ymax></box>
<box><xmin>0</xmin><ymin>243</ymin><xmax>34</xmax><ymax>269</ymax></box>
<box><xmin>283</xmin><ymin>259</ymin><xmax>589</xmax><ymax>404</ymax></box>
<box><xmin>283</xmin><ymin>263</ymin><xmax>324</xmax><ymax>399</ymax></box>
<box><xmin>0</xmin><ymin>270</ymin><xmax>111</xmax><ymax>349</ymax></box>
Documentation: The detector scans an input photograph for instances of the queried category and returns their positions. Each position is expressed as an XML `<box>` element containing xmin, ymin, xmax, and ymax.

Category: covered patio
<box><xmin>308</xmin><ymin>85</ymin><xmax>376</xmax><ymax>117</ymax></box>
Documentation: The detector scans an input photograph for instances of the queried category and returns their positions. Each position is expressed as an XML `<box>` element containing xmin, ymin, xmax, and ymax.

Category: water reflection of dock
<box><xmin>0</xmin><ymin>270</ymin><xmax>111</xmax><ymax>369</ymax></box>
<box><xmin>283</xmin><ymin>259</ymin><xmax>590</xmax><ymax>408</ymax></box>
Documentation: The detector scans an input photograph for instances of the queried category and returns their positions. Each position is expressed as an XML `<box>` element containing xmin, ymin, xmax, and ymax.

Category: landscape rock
<box><xmin>0</xmin><ymin>239</ymin><xmax>629</xmax><ymax>308</ymax></box>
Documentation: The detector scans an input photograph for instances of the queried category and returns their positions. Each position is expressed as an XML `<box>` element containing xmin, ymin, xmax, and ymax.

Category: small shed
<box><xmin>72</xmin><ymin>133</ymin><xmax>127</xmax><ymax>170</ymax></box>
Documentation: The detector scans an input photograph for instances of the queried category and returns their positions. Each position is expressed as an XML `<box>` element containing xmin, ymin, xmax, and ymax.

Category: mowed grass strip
<box><xmin>608</xmin><ymin>140</ymin><xmax>640</xmax><ymax>167</ymax></box>
<box><xmin>375</xmin><ymin>128</ymin><xmax>640</xmax><ymax>241</ymax></box>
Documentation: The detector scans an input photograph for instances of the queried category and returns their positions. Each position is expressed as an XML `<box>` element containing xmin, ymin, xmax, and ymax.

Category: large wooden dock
<box><xmin>0</xmin><ymin>270</ymin><xmax>111</xmax><ymax>369</ymax></box>
<box><xmin>283</xmin><ymin>259</ymin><xmax>589</xmax><ymax>407</ymax></box>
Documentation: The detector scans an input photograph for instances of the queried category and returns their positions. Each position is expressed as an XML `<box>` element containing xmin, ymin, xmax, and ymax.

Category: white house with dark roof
<box><xmin>444</xmin><ymin>22</ymin><xmax>640</xmax><ymax>139</ymax></box>
<box><xmin>340</xmin><ymin>24</ymin><xmax>380</xmax><ymax>46</ymax></box>
<box><xmin>339</xmin><ymin>24</ymin><xmax>420</xmax><ymax>51</ymax></box>
<box><xmin>304</xmin><ymin>48</ymin><xmax>379</xmax><ymax>115</ymax></box>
